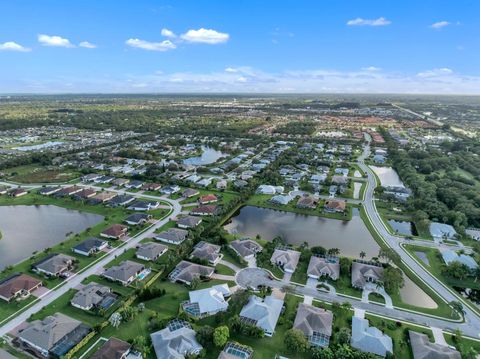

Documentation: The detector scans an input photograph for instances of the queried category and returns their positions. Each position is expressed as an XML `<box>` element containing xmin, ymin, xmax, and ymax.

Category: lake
<box><xmin>225</xmin><ymin>206</ymin><xmax>380</xmax><ymax>259</ymax></box>
<box><xmin>183</xmin><ymin>146</ymin><xmax>227</xmax><ymax>166</ymax></box>
<box><xmin>0</xmin><ymin>205</ymin><xmax>104</xmax><ymax>270</ymax></box>
<box><xmin>388</xmin><ymin>219</ymin><xmax>418</xmax><ymax>236</ymax></box>
<box><xmin>370</xmin><ymin>166</ymin><xmax>405</xmax><ymax>188</ymax></box>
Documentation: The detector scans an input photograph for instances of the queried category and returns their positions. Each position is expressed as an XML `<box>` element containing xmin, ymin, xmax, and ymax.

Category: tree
<box><xmin>213</xmin><ymin>326</ymin><xmax>230</xmax><ymax>347</ymax></box>
<box><xmin>449</xmin><ymin>301</ymin><xmax>464</xmax><ymax>317</ymax></box>
<box><xmin>359</xmin><ymin>251</ymin><xmax>366</xmax><ymax>259</ymax></box>
<box><xmin>132</xmin><ymin>335</ymin><xmax>150</xmax><ymax>357</ymax></box>
<box><xmin>196</xmin><ymin>325</ymin><xmax>214</xmax><ymax>346</ymax></box>
<box><xmin>443</xmin><ymin>262</ymin><xmax>470</xmax><ymax>280</ymax></box>
<box><xmin>327</xmin><ymin>248</ymin><xmax>340</xmax><ymax>256</ymax></box>
<box><xmin>381</xmin><ymin>267</ymin><xmax>405</xmax><ymax>294</ymax></box>
<box><xmin>284</xmin><ymin>328</ymin><xmax>309</xmax><ymax>353</ymax></box>
<box><xmin>336</xmin><ymin>327</ymin><xmax>351</xmax><ymax>345</ymax></box>
<box><xmin>378</xmin><ymin>248</ymin><xmax>400</xmax><ymax>264</ymax></box>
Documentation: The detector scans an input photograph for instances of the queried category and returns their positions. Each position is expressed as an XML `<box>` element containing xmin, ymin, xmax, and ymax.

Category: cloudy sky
<box><xmin>0</xmin><ymin>0</ymin><xmax>479</xmax><ymax>94</ymax></box>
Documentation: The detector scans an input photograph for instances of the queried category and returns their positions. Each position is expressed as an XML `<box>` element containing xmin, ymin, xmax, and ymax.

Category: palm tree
<box><xmin>449</xmin><ymin>301</ymin><xmax>464</xmax><ymax>317</ymax></box>
<box><xmin>359</xmin><ymin>251</ymin><xmax>366</xmax><ymax>259</ymax></box>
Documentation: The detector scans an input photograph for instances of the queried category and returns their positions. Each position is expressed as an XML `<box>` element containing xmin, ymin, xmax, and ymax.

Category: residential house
<box><xmin>182</xmin><ymin>188</ymin><xmax>200</xmax><ymax>198</ymax></box>
<box><xmin>190</xmin><ymin>241</ymin><xmax>222</xmax><ymax>265</ymax></box>
<box><xmin>112</xmin><ymin>178</ymin><xmax>130</xmax><ymax>187</ymax></box>
<box><xmin>32</xmin><ymin>253</ymin><xmax>75</xmax><ymax>277</ymax></box>
<box><xmin>270</xmin><ymin>194</ymin><xmax>293</xmax><ymax>206</ymax></box>
<box><xmin>125</xmin><ymin>213</ymin><xmax>152</xmax><ymax>226</ymax></box>
<box><xmin>127</xmin><ymin>200</ymin><xmax>159</xmax><ymax>211</ymax></box>
<box><xmin>256</xmin><ymin>185</ymin><xmax>283</xmax><ymax>195</ymax></box>
<box><xmin>17</xmin><ymin>313</ymin><xmax>91</xmax><ymax>358</ymax></box>
<box><xmin>199</xmin><ymin>194</ymin><xmax>218</xmax><ymax>204</ymax></box>
<box><xmin>9</xmin><ymin>188</ymin><xmax>28</xmax><ymax>197</ymax></box>
<box><xmin>126</xmin><ymin>180</ymin><xmax>144</xmax><ymax>189</ymax></box>
<box><xmin>293</xmin><ymin>303</ymin><xmax>333</xmax><ymax>347</ymax></box>
<box><xmin>91</xmin><ymin>191</ymin><xmax>117</xmax><ymax>204</ymax></box>
<box><xmin>331</xmin><ymin>175</ymin><xmax>348</xmax><ymax>186</ymax></box>
<box><xmin>142</xmin><ymin>182</ymin><xmax>161</xmax><ymax>191</ymax></box>
<box><xmin>373</xmin><ymin>154</ymin><xmax>386</xmax><ymax>164</ymax></box>
<box><xmin>95</xmin><ymin>175</ymin><xmax>115</xmax><ymax>184</ymax></box>
<box><xmin>216</xmin><ymin>179</ymin><xmax>228</xmax><ymax>190</ymax></box>
<box><xmin>82</xmin><ymin>173</ymin><xmax>102</xmax><ymax>182</ymax></box>
<box><xmin>0</xmin><ymin>274</ymin><xmax>42</xmax><ymax>302</ymax></box>
<box><xmin>230</xmin><ymin>239</ymin><xmax>263</xmax><ymax>260</ymax></box>
<box><xmin>324</xmin><ymin>199</ymin><xmax>346</xmax><ymax>213</ymax></box>
<box><xmin>441</xmin><ymin>250</ymin><xmax>478</xmax><ymax>270</ymax></box>
<box><xmin>190</xmin><ymin>205</ymin><xmax>218</xmax><ymax>216</ymax></box>
<box><xmin>73</xmin><ymin>188</ymin><xmax>97</xmax><ymax>200</ymax></box>
<box><xmin>161</xmin><ymin>185</ymin><xmax>181</xmax><ymax>194</ymax></box>
<box><xmin>466</xmin><ymin>228</ymin><xmax>480</xmax><ymax>241</ymax></box>
<box><xmin>197</xmin><ymin>178</ymin><xmax>212</xmax><ymax>187</ymax></box>
<box><xmin>91</xmin><ymin>338</ymin><xmax>132</xmax><ymax>359</ymax></box>
<box><xmin>351</xmin><ymin>316</ymin><xmax>393</xmax><ymax>357</ymax></box>
<box><xmin>307</xmin><ymin>256</ymin><xmax>340</xmax><ymax>280</ymax></box>
<box><xmin>271</xmin><ymin>248</ymin><xmax>301</xmax><ymax>273</ymax></box>
<box><xmin>55</xmin><ymin>185</ymin><xmax>83</xmax><ymax>197</ymax></box>
<box><xmin>155</xmin><ymin>228</ymin><xmax>189</xmax><ymax>245</ymax></box>
<box><xmin>239</xmin><ymin>295</ymin><xmax>284</xmax><ymax>337</ymax></box>
<box><xmin>103</xmin><ymin>260</ymin><xmax>145</xmax><ymax>286</ymax></box>
<box><xmin>38</xmin><ymin>186</ymin><xmax>62</xmax><ymax>196</ymax></box>
<box><xmin>408</xmin><ymin>331</ymin><xmax>461</xmax><ymax>359</ymax></box>
<box><xmin>297</xmin><ymin>195</ymin><xmax>318</xmax><ymax>209</ymax></box>
<box><xmin>183</xmin><ymin>284</ymin><xmax>231</xmax><ymax>318</ymax></box>
<box><xmin>218</xmin><ymin>343</ymin><xmax>253</xmax><ymax>359</ymax></box>
<box><xmin>72</xmin><ymin>238</ymin><xmax>108</xmax><ymax>256</ymax></box>
<box><xmin>101</xmin><ymin>224</ymin><xmax>128</xmax><ymax>240</ymax></box>
<box><xmin>136</xmin><ymin>242</ymin><xmax>168</xmax><ymax>261</ymax></box>
<box><xmin>429</xmin><ymin>222</ymin><xmax>457</xmax><ymax>241</ymax></box>
<box><xmin>107</xmin><ymin>195</ymin><xmax>135</xmax><ymax>207</ymax></box>
<box><xmin>169</xmin><ymin>260</ymin><xmax>214</xmax><ymax>285</ymax></box>
<box><xmin>351</xmin><ymin>261</ymin><xmax>384</xmax><ymax>289</ymax></box>
<box><xmin>70</xmin><ymin>282</ymin><xmax>115</xmax><ymax>311</ymax></box>
<box><xmin>177</xmin><ymin>216</ymin><xmax>203</xmax><ymax>229</ymax></box>
<box><xmin>151</xmin><ymin>320</ymin><xmax>203</xmax><ymax>359</ymax></box>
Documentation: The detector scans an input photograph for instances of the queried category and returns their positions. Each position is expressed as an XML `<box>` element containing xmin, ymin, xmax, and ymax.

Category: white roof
<box><xmin>188</xmin><ymin>284</ymin><xmax>230</xmax><ymax>315</ymax></box>
<box><xmin>240</xmin><ymin>295</ymin><xmax>283</xmax><ymax>334</ymax></box>
<box><xmin>351</xmin><ymin>317</ymin><xmax>392</xmax><ymax>357</ymax></box>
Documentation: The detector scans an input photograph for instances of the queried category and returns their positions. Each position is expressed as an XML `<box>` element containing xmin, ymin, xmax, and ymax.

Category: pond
<box><xmin>370</xmin><ymin>166</ymin><xmax>405</xmax><ymax>188</ymax></box>
<box><xmin>0</xmin><ymin>205</ymin><xmax>104</xmax><ymax>270</ymax></box>
<box><xmin>224</xmin><ymin>206</ymin><xmax>380</xmax><ymax>259</ymax></box>
<box><xmin>399</xmin><ymin>272</ymin><xmax>437</xmax><ymax>309</ymax></box>
<box><xmin>183</xmin><ymin>146</ymin><xmax>227</xmax><ymax>166</ymax></box>
<box><xmin>388</xmin><ymin>220</ymin><xmax>418</xmax><ymax>236</ymax></box>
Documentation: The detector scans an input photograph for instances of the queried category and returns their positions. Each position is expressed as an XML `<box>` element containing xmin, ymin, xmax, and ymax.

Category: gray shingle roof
<box><xmin>103</xmin><ymin>260</ymin><xmax>144</xmax><ymax>283</ymax></box>
<box><xmin>409</xmin><ymin>331</ymin><xmax>461</xmax><ymax>359</ymax></box>
<box><xmin>71</xmin><ymin>282</ymin><xmax>110</xmax><ymax>309</ymax></box>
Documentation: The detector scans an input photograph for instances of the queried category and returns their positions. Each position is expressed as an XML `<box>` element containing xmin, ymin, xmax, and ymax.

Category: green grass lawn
<box><xmin>290</xmin><ymin>252</ymin><xmax>310</xmax><ymax>285</ymax></box>
<box><xmin>215</xmin><ymin>263</ymin><xmax>236</xmax><ymax>276</ymax></box>
<box><xmin>4</xmin><ymin>164</ymin><xmax>80</xmax><ymax>183</ymax></box>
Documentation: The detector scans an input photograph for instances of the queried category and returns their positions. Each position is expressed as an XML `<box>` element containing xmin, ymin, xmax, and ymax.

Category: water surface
<box><xmin>370</xmin><ymin>166</ymin><xmax>405</xmax><ymax>188</ymax></box>
<box><xmin>183</xmin><ymin>146</ymin><xmax>227</xmax><ymax>166</ymax></box>
<box><xmin>0</xmin><ymin>205</ymin><xmax>104</xmax><ymax>270</ymax></box>
<box><xmin>225</xmin><ymin>206</ymin><xmax>380</xmax><ymax>259</ymax></box>
<box><xmin>388</xmin><ymin>220</ymin><xmax>418</xmax><ymax>236</ymax></box>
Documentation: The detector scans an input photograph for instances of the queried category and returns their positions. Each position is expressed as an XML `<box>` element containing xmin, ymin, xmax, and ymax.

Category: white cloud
<box><xmin>180</xmin><ymin>28</ymin><xmax>229</xmax><ymax>44</ymax></box>
<box><xmin>347</xmin><ymin>17</ymin><xmax>391</xmax><ymax>26</ymax></box>
<box><xmin>362</xmin><ymin>66</ymin><xmax>381</xmax><ymax>71</ymax></box>
<box><xmin>225</xmin><ymin>67</ymin><xmax>238</xmax><ymax>73</ymax></box>
<box><xmin>430</xmin><ymin>21</ymin><xmax>450</xmax><ymax>29</ymax></box>
<box><xmin>79</xmin><ymin>41</ymin><xmax>97</xmax><ymax>48</ymax></box>
<box><xmin>125</xmin><ymin>38</ymin><xmax>176</xmax><ymax>51</ymax></box>
<box><xmin>161</xmin><ymin>28</ymin><xmax>176</xmax><ymax>38</ymax></box>
<box><xmin>0</xmin><ymin>41</ymin><xmax>31</xmax><ymax>52</ymax></box>
<box><xmin>417</xmin><ymin>68</ymin><xmax>453</xmax><ymax>78</ymax></box>
<box><xmin>38</xmin><ymin>34</ymin><xmax>74</xmax><ymax>47</ymax></box>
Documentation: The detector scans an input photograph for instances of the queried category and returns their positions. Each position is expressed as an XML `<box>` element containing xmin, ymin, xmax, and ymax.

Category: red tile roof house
<box><xmin>8</xmin><ymin>188</ymin><xmax>28</xmax><ymax>197</ymax></box>
<box><xmin>0</xmin><ymin>274</ymin><xmax>42</xmax><ymax>302</ymax></box>
<box><xmin>100</xmin><ymin>224</ymin><xmax>128</xmax><ymax>240</ymax></box>
<box><xmin>190</xmin><ymin>205</ymin><xmax>218</xmax><ymax>216</ymax></box>
<box><xmin>56</xmin><ymin>185</ymin><xmax>83</xmax><ymax>197</ymax></box>
<box><xmin>199</xmin><ymin>194</ymin><xmax>218</xmax><ymax>204</ymax></box>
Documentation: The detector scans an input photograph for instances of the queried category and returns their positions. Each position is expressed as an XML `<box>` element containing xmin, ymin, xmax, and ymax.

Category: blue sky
<box><xmin>1</xmin><ymin>0</ymin><xmax>479</xmax><ymax>93</ymax></box>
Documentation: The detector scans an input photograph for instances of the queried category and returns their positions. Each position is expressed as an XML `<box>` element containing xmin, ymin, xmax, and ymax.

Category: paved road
<box><xmin>357</xmin><ymin>135</ymin><xmax>480</xmax><ymax>337</ymax></box>
<box><xmin>0</xmin><ymin>191</ymin><xmax>182</xmax><ymax>337</ymax></box>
